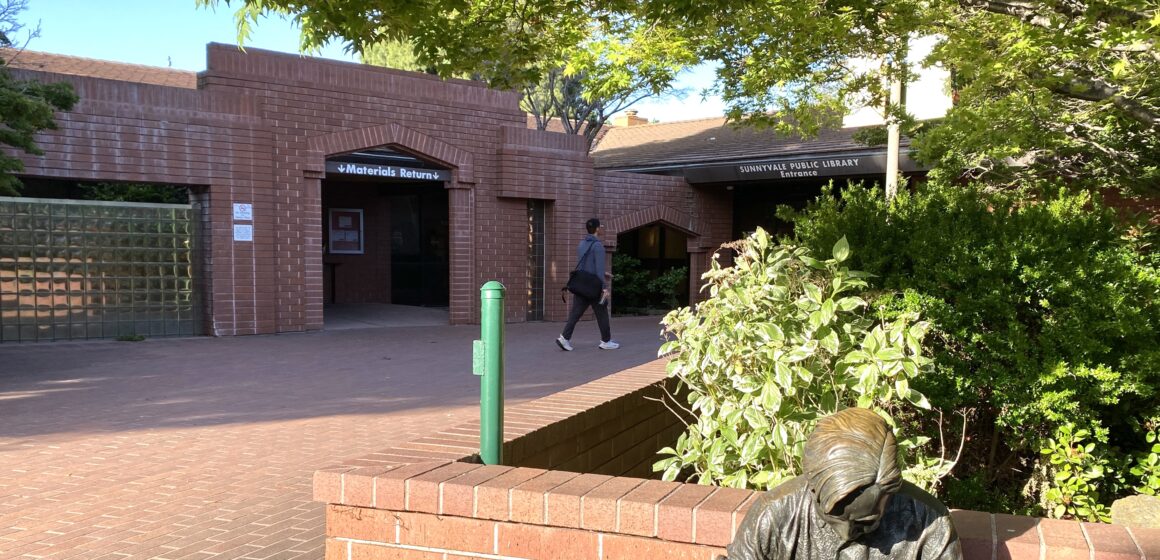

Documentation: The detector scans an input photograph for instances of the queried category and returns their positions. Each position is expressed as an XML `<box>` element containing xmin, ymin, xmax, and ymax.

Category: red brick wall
<box><xmin>196</xmin><ymin>45</ymin><xmax>525</xmax><ymax>330</ymax></box>
<box><xmin>505</xmin><ymin>378</ymin><xmax>686</xmax><ymax>478</ymax></box>
<box><xmin>320</xmin><ymin>478</ymin><xmax>1160</xmax><ymax>560</ymax></box>
<box><xmin>496</xmin><ymin>126</ymin><xmax>596</xmax><ymax>322</ymax></box>
<box><xmin>313</xmin><ymin>359</ymin><xmax>1160</xmax><ymax>560</ymax></box>
<box><xmin>12</xmin><ymin>44</ymin><xmax>716</xmax><ymax>333</ymax></box>
<box><xmin>594</xmin><ymin>172</ymin><xmax>734</xmax><ymax>303</ymax></box>
<box><xmin>322</xmin><ymin>184</ymin><xmax>393</xmax><ymax>304</ymax></box>
<box><xmin>38</xmin><ymin>45</ymin><xmax>1142</xmax><ymax>336</ymax></box>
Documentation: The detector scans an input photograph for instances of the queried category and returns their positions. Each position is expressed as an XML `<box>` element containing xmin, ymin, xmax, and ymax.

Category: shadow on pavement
<box><xmin>0</xmin><ymin>315</ymin><xmax>668</xmax><ymax>442</ymax></box>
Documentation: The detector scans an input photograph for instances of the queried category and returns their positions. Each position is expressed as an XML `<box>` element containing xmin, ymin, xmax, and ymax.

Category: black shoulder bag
<box><xmin>563</xmin><ymin>243</ymin><xmax>603</xmax><ymax>301</ymax></box>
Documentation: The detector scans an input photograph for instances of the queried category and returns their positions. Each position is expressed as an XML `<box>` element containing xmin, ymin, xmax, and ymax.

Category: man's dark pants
<box><xmin>561</xmin><ymin>292</ymin><xmax>611</xmax><ymax>343</ymax></box>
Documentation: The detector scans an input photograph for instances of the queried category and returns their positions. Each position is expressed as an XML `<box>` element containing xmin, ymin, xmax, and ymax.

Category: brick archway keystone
<box><xmin>306</xmin><ymin>122</ymin><xmax>475</xmax><ymax>185</ymax></box>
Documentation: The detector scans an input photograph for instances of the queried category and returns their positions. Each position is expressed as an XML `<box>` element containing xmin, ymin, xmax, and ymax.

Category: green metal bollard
<box><xmin>473</xmin><ymin>281</ymin><xmax>505</xmax><ymax>465</ymax></box>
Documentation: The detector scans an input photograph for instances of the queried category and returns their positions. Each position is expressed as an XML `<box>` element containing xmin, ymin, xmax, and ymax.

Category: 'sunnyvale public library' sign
<box><xmin>685</xmin><ymin>153</ymin><xmax>924</xmax><ymax>184</ymax></box>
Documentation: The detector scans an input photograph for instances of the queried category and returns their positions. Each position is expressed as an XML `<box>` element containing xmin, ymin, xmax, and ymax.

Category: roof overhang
<box><xmin>606</xmin><ymin>148</ymin><xmax>929</xmax><ymax>184</ymax></box>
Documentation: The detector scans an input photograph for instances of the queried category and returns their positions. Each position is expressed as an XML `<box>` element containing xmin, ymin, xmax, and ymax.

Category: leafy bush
<box><xmin>80</xmin><ymin>182</ymin><xmax>189</xmax><ymax>204</ymax></box>
<box><xmin>611</xmin><ymin>253</ymin><xmax>652</xmax><ymax>308</ymax></box>
<box><xmin>649</xmin><ymin>264</ymin><xmax>687</xmax><ymax>309</ymax></box>
<box><xmin>783</xmin><ymin>181</ymin><xmax>1160</xmax><ymax>514</ymax></box>
<box><xmin>611</xmin><ymin>252</ymin><xmax>687</xmax><ymax>313</ymax></box>
<box><xmin>1131</xmin><ymin>427</ymin><xmax>1160</xmax><ymax>496</ymax></box>
<box><xmin>654</xmin><ymin>228</ymin><xmax>938</xmax><ymax>490</ymax></box>
<box><xmin>1040</xmin><ymin>423</ymin><xmax>1114</xmax><ymax>522</ymax></box>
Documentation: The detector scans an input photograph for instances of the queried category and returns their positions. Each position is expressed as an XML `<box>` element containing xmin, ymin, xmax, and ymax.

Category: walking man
<box><xmin>557</xmin><ymin>218</ymin><xmax>619</xmax><ymax>351</ymax></box>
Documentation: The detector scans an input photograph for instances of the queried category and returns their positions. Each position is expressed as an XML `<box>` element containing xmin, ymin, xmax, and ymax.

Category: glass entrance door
<box><xmin>388</xmin><ymin>189</ymin><xmax>448</xmax><ymax>307</ymax></box>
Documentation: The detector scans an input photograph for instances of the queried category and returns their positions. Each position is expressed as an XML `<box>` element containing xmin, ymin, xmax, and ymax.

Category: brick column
<box><xmin>687</xmin><ymin>250</ymin><xmax>708</xmax><ymax>304</ymax></box>
<box><xmin>302</xmin><ymin>174</ymin><xmax>324</xmax><ymax>330</ymax></box>
<box><xmin>448</xmin><ymin>184</ymin><xmax>475</xmax><ymax>325</ymax></box>
<box><xmin>201</xmin><ymin>184</ymin><xmax>263</xmax><ymax>336</ymax></box>
<box><xmin>189</xmin><ymin>188</ymin><xmax>215</xmax><ymax>336</ymax></box>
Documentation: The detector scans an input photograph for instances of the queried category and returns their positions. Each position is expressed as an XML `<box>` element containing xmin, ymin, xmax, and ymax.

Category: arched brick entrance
<box><xmin>604</xmin><ymin>204</ymin><xmax>703</xmax><ymax>306</ymax></box>
<box><xmin>306</xmin><ymin>123</ymin><xmax>477</xmax><ymax>325</ymax></box>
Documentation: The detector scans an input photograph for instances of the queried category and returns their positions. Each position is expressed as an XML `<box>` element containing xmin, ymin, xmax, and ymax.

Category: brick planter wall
<box><xmin>502</xmin><ymin>378</ymin><xmax>687</xmax><ymax>479</ymax></box>
<box><xmin>314</xmin><ymin>359</ymin><xmax>1160</xmax><ymax>560</ymax></box>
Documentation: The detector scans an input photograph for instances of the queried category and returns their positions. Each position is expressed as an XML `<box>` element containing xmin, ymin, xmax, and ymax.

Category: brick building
<box><xmin>4</xmin><ymin>45</ymin><xmax>912</xmax><ymax>339</ymax></box>
<box><xmin>4</xmin><ymin>44</ymin><xmax>738</xmax><ymax>337</ymax></box>
<box><xmin>591</xmin><ymin>111</ymin><xmax>927</xmax><ymax>241</ymax></box>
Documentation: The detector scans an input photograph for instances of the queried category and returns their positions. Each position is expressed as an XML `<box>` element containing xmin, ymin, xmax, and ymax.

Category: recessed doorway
<box><xmin>321</xmin><ymin>147</ymin><xmax>450</xmax><ymax>328</ymax></box>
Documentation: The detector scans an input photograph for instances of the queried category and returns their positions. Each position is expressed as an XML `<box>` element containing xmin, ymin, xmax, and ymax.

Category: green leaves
<box><xmin>205</xmin><ymin>0</ymin><xmax>1160</xmax><ymax>195</ymax></box>
<box><xmin>837</xmin><ymin>296</ymin><xmax>867</xmax><ymax>311</ymax></box>
<box><xmin>832</xmin><ymin>236</ymin><xmax>850</xmax><ymax>262</ymax></box>
<box><xmin>654</xmin><ymin>228</ymin><xmax>933</xmax><ymax>490</ymax></box>
<box><xmin>790</xmin><ymin>180</ymin><xmax>1160</xmax><ymax>514</ymax></box>
<box><xmin>0</xmin><ymin>51</ymin><xmax>79</xmax><ymax>195</ymax></box>
<box><xmin>1131</xmin><ymin>428</ymin><xmax>1160</xmax><ymax>496</ymax></box>
<box><xmin>915</xmin><ymin>0</ymin><xmax>1160</xmax><ymax>195</ymax></box>
<box><xmin>1040</xmin><ymin>423</ymin><xmax>1114</xmax><ymax>522</ymax></box>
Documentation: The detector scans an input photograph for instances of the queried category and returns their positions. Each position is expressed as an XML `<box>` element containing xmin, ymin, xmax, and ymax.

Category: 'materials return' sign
<box><xmin>684</xmin><ymin>153</ymin><xmax>922</xmax><ymax>184</ymax></box>
<box><xmin>326</xmin><ymin>161</ymin><xmax>451</xmax><ymax>182</ymax></box>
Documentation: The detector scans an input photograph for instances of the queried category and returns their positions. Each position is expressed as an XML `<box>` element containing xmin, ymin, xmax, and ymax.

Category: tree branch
<box><xmin>960</xmin><ymin>0</ymin><xmax>1055</xmax><ymax>28</ymax></box>
<box><xmin>960</xmin><ymin>0</ymin><xmax>1159</xmax><ymax>62</ymax></box>
<box><xmin>976</xmin><ymin>0</ymin><xmax>1150</xmax><ymax>26</ymax></box>
<box><xmin>1043</xmin><ymin>74</ymin><xmax>1160</xmax><ymax>128</ymax></box>
<box><xmin>1082</xmin><ymin>1</ymin><xmax>1150</xmax><ymax>25</ymax></box>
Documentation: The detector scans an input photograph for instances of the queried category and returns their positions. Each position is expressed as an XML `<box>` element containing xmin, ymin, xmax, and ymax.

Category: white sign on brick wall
<box><xmin>233</xmin><ymin>224</ymin><xmax>253</xmax><ymax>242</ymax></box>
<box><xmin>233</xmin><ymin>203</ymin><xmax>253</xmax><ymax>221</ymax></box>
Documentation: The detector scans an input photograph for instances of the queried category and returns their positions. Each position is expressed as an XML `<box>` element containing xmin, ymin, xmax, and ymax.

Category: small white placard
<box><xmin>233</xmin><ymin>203</ymin><xmax>253</xmax><ymax>221</ymax></box>
<box><xmin>233</xmin><ymin>224</ymin><xmax>253</xmax><ymax>242</ymax></box>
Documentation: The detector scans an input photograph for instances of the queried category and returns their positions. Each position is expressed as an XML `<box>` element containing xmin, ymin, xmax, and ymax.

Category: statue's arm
<box><xmin>899</xmin><ymin>482</ymin><xmax>964</xmax><ymax>560</ymax></box>
<box><xmin>921</xmin><ymin>516</ymin><xmax>964</xmax><ymax>560</ymax></box>
<box><xmin>724</xmin><ymin>495</ymin><xmax>778</xmax><ymax>560</ymax></box>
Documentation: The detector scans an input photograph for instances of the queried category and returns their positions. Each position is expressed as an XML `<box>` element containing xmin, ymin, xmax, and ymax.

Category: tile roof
<box><xmin>591</xmin><ymin>116</ymin><xmax>902</xmax><ymax>170</ymax></box>
<box><xmin>2</xmin><ymin>49</ymin><xmax>198</xmax><ymax>89</ymax></box>
<box><xmin>524</xmin><ymin>113</ymin><xmax>613</xmax><ymax>146</ymax></box>
<box><xmin>526</xmin><ymin>113</ymin><xmax>566</xmax><ymax>133</ymax></box>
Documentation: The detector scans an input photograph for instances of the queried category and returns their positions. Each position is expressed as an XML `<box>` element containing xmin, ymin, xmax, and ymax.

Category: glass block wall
<box><xmin>0</xmin><ymin>197</ymin><xmax>200</xmax><ymax>342</ymax></box>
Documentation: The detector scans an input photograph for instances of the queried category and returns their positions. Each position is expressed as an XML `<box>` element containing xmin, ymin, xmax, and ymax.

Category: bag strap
<box><xmin>574</xmin><ymin>242</ymin><xmax>594</xmax><ymax>271</ymax></box>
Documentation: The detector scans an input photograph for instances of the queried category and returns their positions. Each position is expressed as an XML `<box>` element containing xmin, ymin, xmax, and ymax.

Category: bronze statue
<box><xmin>725</xmin><ymin>408</ymin><xmax>962</xmax><ymax>560</ymax></box>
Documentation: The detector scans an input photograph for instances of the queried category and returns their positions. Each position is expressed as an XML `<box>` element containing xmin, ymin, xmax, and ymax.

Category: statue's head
<box><xmin>802</xmin><ymin>408</ymin><xmax>903</xmax><ymax>543</ymax></box>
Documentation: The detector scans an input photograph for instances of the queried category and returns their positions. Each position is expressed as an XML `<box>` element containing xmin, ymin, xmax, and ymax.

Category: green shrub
<box><xmin>1040</xmin><ymin>423</ymin><xmax>1114</xmax><ymax>522</ymax></box>
<box><xmin>1131</xmin><ymin>426</ymin><xmax>1160</xmax><ymax>496</ymax></box>
<box><xmin>648</xmin><ymin>264</ymin><xmax>688</xmax><ymax>310</ymax></box>
<box><xmin>612</xmin><ymin>252</ymin><xmax>688</xmax><ymax>313</ymax></box>
<box><xmin>611</xmin><ymin>253</ymin><xmax>652</xmax><ymax>309</ymax></box>
<box><xmin>783</xmin><ymin>181</ymin><xmax>1160</xmax><ymax>513</ymax></box>
<box><xmin>654</xmin><ymin>228</ymin><xmax>940</xmax><ymax>490</ymax></box>
<box><xmin>81</xmin><ymin>182</ymin><xmax>189</xmax><ymax>204</ymax></box>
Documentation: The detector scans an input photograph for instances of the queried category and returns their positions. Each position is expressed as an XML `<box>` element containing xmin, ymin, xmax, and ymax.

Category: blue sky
<box><xmin>22</xmin><ymin>0</ymin><xmax>357</xmax><ymax>71</ymax></box>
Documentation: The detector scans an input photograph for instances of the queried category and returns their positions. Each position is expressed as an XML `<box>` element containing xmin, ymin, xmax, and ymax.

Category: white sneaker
<box><xmin>556</xmin><ymin>336</ymin><xmax>573</xmax><ymax>351</ymax></box>
<box><xmin>598</xmin><ymin>340</ymin><xmax>620</xmax><ymax>350</ymax></box>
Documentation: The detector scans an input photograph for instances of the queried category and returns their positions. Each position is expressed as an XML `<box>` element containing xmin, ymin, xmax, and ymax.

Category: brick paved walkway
<box><xmin>0</xmin><ymin>316</ymin><xmax>666</xmax><ymax>559</ymax></box>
